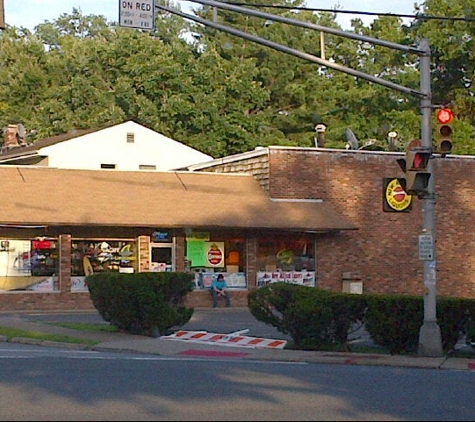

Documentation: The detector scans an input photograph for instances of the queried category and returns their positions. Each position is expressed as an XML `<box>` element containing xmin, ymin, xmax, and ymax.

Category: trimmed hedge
<box><xmin>248</xmin><ymin>283</ymin><xmax>366</xmax><ymax>351</ymax></box>
<box><xmin>87</xmin><ymin>272</ymin><xmax>194</xmax><ymax>336</ymax></box>
<box><xmin>249</xmin><ymin>283</ymin><xmax>475</xmax><ymax>355</ymax></box>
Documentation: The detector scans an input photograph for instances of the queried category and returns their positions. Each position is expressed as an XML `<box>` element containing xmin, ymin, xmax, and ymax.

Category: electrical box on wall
<box><xmin>342</xmin><ymin>272</ymin><xmax>363</xmax><ymax>294</ymax></box>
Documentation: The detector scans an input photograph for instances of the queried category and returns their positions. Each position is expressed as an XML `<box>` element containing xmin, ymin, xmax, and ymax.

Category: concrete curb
<box><xmin>0</xmin><ymin>311</ymin><xmax>474</xmax><ymax>372</ymax></box>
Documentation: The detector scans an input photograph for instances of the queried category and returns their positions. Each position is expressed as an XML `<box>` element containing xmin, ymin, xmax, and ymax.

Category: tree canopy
<box><xmin>0</xmin><ymin>0</ymin><xmax>474</xmax><ymax>157</ymax></box>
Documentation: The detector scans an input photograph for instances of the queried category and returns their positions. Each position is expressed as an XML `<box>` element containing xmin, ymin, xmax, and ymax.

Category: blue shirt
<box><xmin>211</xmin><ymin>278</ymin><xmax>228</xmax><ymax>290</ymax></box>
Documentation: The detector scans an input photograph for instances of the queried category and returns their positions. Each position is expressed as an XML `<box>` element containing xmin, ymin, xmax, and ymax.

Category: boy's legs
<box><xmin>224</xmin><ymin>292</ymin><xmax>231</xmax><ymax>307</ymax></box>
<box><xmin>212</xmin><ymin>290</ymin><xmax>218</xmax><ymax>308</ymax></box>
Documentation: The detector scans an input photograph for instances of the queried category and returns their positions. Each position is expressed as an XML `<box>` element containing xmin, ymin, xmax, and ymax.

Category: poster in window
<box><xmin>205</xmin><ymin>242</ymin><xmax>225</xmax><ymax>268</ymax></box>
<box><xmin>186</xmin><ymin>240</ymin><xmax>207</xmax><ymax>267</ymax></box>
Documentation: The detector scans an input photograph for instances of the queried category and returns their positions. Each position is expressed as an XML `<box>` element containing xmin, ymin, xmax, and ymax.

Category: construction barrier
<box><xmin>161</xmin><ymin>329</ymin><xmax>287</xmax><ymax>349</ymax></box>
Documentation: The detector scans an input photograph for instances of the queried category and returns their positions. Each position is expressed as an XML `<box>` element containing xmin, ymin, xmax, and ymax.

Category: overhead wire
<box><xmin>213</xmin><ymin>2</ymin><xmax>475</xmax><ymax>23</ymax></box>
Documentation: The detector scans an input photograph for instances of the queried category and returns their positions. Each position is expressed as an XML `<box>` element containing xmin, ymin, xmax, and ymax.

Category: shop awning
<box><xmin>0</xmin><ymin>166</ymin><xmax>356</xmax><ymax>232</ymax></box>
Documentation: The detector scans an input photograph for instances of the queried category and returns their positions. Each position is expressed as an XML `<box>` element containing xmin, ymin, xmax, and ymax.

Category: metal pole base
<box><xmin>418</xmin><ymin>321</ymin><xmax>444</xmax><ymax>357</ymax></box>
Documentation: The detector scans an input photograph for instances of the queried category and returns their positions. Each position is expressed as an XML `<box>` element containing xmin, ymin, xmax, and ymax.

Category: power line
<box><xmin>219</xmin><ymin>3</ymin><xmax>475</xmax><ymax>23</ymax></box>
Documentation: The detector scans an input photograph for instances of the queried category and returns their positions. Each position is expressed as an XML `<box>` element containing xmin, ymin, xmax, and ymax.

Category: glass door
<box><xmin>150</xmin><ymin>242</ymin><xmax>175</xmax><ymax>272</ymax></box>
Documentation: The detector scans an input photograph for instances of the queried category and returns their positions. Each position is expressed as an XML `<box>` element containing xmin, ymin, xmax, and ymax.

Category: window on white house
<box><xmin>101</xmin><ymin>164</ymin><xmax>116</xmax><ymax>169</ymax></box>
<box><xmin>139</xmin><ymin>165</ymin><xmax>156</xmax><ymax>170</ymax></box>
<box><xmin>126</xmin><ymin>132</ymin><xmax>135</xmax><ymax>143</ymax></box>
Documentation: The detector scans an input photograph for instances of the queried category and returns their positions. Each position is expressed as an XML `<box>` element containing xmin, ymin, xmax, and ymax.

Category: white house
<box><xmin>0</xmin><ymin>121</ymin><xmax>213</xmax><ymax>171</ymax></box>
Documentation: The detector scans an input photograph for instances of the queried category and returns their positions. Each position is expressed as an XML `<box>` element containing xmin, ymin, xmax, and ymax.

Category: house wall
<box><xmin>39</xmin><ymin>121</ymin><xmax>213</xmax><ymax>171</ymax></box>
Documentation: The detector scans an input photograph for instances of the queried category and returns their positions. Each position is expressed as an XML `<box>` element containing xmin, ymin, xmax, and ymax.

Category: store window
<box><xmin>185</xmin><ymin>233</ymin><xmax>246</xmax><ymax>289</ymax></box>
<box><xmin>71</xmin><ymin>239</ymin><xmax>137</xmax><ymax>292</ymax></box>
<box><xmin>256</xmin><ymin>235</ymin><xmax>316</xmax><ymax>288</ymax></box>
<box><xmin>0</xmin><ymin>238</ymin><xmax>59</xmax><ymax>292</ymax></box>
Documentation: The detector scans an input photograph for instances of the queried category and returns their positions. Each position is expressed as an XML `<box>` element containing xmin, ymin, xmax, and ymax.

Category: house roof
<box><xmin>0</xmin><ymin>128</ymin><xmax>100</xmax><ymax>162</ymax></box>
<box><xmin>0</xmin><ymin>166</ymin><xmax>356</xmax><ymax>232</ymax></box>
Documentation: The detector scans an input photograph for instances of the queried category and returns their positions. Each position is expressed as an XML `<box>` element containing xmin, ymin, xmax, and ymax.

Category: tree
<box><xmin>409</xmin><ymin>0</ymin><xmax>475</xmax><ymax>153</ymax></box>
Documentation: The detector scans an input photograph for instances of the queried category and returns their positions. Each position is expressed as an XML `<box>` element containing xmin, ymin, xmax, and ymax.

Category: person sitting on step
<box><xmin>211</xmin><ymin>274</ymin><xmax>231</xmax><ymax>308</ymax></box>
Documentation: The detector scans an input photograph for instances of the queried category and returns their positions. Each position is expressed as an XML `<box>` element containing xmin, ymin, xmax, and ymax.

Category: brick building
<box><xmin>187</xmin><ymin>146</ymin><xmax>475</xmax><ymax>299</ymax></box>
<box><xmin>0</xmin><ymin>164</ymin><xmax>354</xmax><ymax>311</ymax></box>
<box><xmin>0</xmin><ymin>145</ymin><xmax>473</xmax><ymax>312</ymax></box>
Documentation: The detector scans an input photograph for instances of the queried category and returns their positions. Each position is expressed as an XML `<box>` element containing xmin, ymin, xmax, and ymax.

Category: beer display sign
<box><xmin>205</xmin><ymin>242</ymin><xmax>225</xmax><ymax>268</ymax></box>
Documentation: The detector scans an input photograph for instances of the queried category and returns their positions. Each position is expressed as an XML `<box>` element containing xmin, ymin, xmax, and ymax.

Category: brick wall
<box><xmin>194</xmin><ymin>147</ymin><xmax>475</xmax><ymax>299</ymax></box>
<box><xmin>266</xmin><ymin>148</ymin><xmax>475</xmax><ymax>298</ymax></box>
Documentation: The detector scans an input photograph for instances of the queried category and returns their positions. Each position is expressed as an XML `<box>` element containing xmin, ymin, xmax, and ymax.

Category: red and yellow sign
<box><xmin>205</xmin><ymin>242</ymin><xmax>225</xmax><ymax>268</ymax></box>
<box><xmin>383</xmin><ymin>178</ymin><xmax>412</xmax><ymax>212</ymax></box>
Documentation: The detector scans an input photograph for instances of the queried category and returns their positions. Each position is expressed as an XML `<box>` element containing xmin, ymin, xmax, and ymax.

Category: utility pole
<box><xmin>154</xmin><ymin>0</ymin><xmax>444</xmax><ymax>356</ymax></box>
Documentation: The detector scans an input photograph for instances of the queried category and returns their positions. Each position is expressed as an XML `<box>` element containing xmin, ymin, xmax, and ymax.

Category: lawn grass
<box><xmin>46</xmin><ymin>322</ymin><xmax>119</xmax><ymax>333</ymax></box>
<box><xmin>0</xmin><ymin>326</ymin><xmax>99</xmax><ymax>346</ymax></box>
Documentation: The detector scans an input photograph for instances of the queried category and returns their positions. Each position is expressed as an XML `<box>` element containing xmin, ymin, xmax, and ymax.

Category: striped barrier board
<box><xmin>161</xmin><ymin>329</ymin><xmax>287</xmax><ymax>349</ymax></box>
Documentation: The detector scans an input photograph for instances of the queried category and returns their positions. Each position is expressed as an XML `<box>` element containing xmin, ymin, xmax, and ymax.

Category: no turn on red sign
<box><xmin>119</xmin><ymin>0</ymin><xmax>155</xmax><ymax>30</ymax></box>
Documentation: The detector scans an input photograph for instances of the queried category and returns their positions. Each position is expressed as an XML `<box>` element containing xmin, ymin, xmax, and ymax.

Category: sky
<box><xmin>4</xmin><ymin>0</ymin><xmax>419</xmax><ymax>31</ymax></box>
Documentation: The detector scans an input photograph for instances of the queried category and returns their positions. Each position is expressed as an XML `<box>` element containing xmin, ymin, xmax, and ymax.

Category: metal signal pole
<box><xmin>154</xmin><ymin>0</ymin><xmax>444</xmax><ymax>356</ymax></box>
<box><xmin>418</xmin><ymin>39</ymin><xmax>443</xmax><ymax>356</ymax></box>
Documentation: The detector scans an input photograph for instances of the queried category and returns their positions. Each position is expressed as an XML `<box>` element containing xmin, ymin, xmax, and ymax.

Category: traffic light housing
<box><xmin>436</xmin><ymin>108</ymin><xmax>454</xmax><ymax>156</ymax></box>
<box><xmin>406</xmin><ymin>149</ymin><xmax>431</xmax><ymax>198</ymax></box>
<box><xmin>397</xmin><ymin>147</ymin><xmax>431</xmax><ymax>199</ymax></box>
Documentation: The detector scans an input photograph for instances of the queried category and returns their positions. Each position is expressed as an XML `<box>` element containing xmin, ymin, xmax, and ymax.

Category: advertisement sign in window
<box><xmin>257</xmin><ymin>271</ymin><xmax>316</xmax><ymax>288</ymax></box>
<box><xmin>0</xmin><ymin>239</ymin><xmax>58</xmax><ymax>292</ymax></box>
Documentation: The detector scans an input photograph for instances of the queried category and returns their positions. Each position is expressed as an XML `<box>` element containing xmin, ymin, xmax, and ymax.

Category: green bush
<box><xmin>87</xmin><ymin>272</ymin><xmax>194</xmax><ymax>336</ymax></box>
<box><xmin>248</xmin><ymin>283</ymin><xmax>366</xmax><ymax>351</ymax></box>
<box><xmin>437</xmin><ymin>297</ymin><xmax>471</xmax><ymax>352</ymax></box>
<box><xmin>364</xmin><ymin>294</ymin><xmax>423</xmax><ymax>355</ymax></box>
<box><xmin>250</xmin><ymin>284</ymin><xmax>475</xmax><ymax>355</ymax></box>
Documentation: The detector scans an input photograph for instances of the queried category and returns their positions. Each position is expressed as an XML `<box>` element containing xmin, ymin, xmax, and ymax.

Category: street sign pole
<box><xmin>418</xmin><ymin>39</ymin><xmax>443</xmax><ymax>356</ymax></box>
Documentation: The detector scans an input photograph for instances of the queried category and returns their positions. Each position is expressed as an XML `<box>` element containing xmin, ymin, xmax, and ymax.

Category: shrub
<box><xmin>87</xmin><ymin>272</ymin><xmax>194</xmax><ymax>336</ymax></box>
<box><xmin>437</xmin><ymin>297</ymin><xmax>471</xmax><ymax>352</ymax></box>
<box><xmin>364</xmin><ymin>294</ymin><xmax>423</xmax><ymax>355</ymax></box>
<box><xmin>248</xmin><ymin>283</ymin><xmax>366</xmax><ymax>351</ymax></box>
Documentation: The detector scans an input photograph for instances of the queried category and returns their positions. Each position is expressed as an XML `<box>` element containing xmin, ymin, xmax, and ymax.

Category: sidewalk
<box><xmin>0</xmin><ymin>308</ymin><xmax>474</xmax><ymax>372</ymax></box>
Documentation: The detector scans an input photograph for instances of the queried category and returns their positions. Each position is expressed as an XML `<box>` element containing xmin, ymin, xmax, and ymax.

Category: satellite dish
<box><xmin>346</xmin><ymin>128</ymin><xmax>359</xmax><ymax>150</ymax></box>
<box><xmin>17</xmin><ymin>123</ymin><xmax>26</xmax><ymax>137</ymax></box>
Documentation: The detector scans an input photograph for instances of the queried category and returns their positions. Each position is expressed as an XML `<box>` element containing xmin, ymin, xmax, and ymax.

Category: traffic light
<box><xmin>397</xmin><ymin>147</ymin><xmax>431</xmax><ymax>199</ymax></box>
<box><xmin>436</xmin><ymin>108</ymin><xmax>454</xmax><ymax>156</ymax></box>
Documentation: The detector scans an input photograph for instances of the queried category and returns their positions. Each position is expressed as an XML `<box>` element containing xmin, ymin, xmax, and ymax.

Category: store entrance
<box><xmin>150</xmin><ymin>242</ymin><xmax>175</xmax><ymax>272</ymax></box>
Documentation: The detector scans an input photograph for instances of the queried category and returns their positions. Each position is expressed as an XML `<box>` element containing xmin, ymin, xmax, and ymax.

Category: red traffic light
<box><xmin>436</xmin><ymin>108</ymin><xmax>454</xmax><ymax>124</ymax></box>
<box><xmin>414</xmin><ymin>153</ymin><xmax>425</xmax><ymax>168</ymax></box>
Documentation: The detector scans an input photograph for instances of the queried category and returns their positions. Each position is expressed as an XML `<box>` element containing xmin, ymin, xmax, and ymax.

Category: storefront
<box><xmin>0</xmin><ymin>228</ymin><xmax>324</xmax><ymax>309</ymax></box>
<box><xmin>0</xmin><ymin>166</ymin><xmax>355</xmax><ymax>311</ymax></box>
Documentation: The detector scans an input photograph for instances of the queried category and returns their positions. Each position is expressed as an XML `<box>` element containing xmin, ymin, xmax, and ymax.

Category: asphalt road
<box><xmin>0</xmin><ymin>341</ymin><xmax>474</xmax><ymax>421</ymax></box>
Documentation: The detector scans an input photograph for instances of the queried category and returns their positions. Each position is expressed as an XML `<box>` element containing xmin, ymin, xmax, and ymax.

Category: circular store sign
<box><xmin>384</xmin><ymin>178</ymin><xmax>412</xmax><ymax>212</ymax></box>
<box><xmin>206</xmin><ymin>243</ymin><xmax>224</xmax><ymax>267</ymax></box>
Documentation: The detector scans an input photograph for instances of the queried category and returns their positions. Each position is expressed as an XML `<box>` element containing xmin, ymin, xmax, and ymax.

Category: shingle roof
<box><xmin>0</xmin><ymin>166</ymin><xmax>356</xmax><ymax>232</ymax></box>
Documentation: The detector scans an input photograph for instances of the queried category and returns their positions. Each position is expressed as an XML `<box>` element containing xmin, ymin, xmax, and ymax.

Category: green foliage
<box><xmin>358</xmin><ymin>295</ymin><xmax>475</xmax><ymax>354</ymax></box>
<box><xmin>87</xmin><ymin>272</ymin><xmax>194</xmax><ymax>336</ymax></box>
<box><xmin>3</xmin><ymin>3</ymin><xmax>475</xmax><ymax>154</ymax></box>
<box><xmin>364</xmin><ymin>294</ymin><xmax>423</xmax><ymax>355</ymax></box>
<box><xmin>0</xmin><ymin>326</ymin><xmax>98</xmax><ymax>345</ymax></box>
<box><xmin>250</xmin><ymin>285</ymin><xmax>475</xmax><ymax>355</ymax></box>
<box><xmin>437</xmin><ymin>297</ymin><xmax>471</xmax><ymax>352</ymax></box>
<box><xmin>463</xmin><ymin>299</ymin><xmax>475</xmax><ymax>346</ymax></box>
<box><xmin>248</xmin><ymin>283</ymin><xmax>366</xmax><ymax>351</ymax></box>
